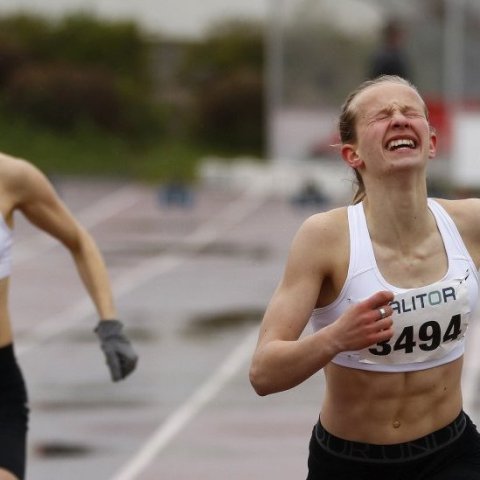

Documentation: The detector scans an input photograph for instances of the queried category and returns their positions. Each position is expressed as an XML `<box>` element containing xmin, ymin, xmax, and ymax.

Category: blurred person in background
<box><xmin>0</xmin><ymin>152</ymin><xmax>138</xmax><ymax>480</ymax></box>
<box><xmin>368</xmin><ymin>19</ymin><xmax>412</xmax><ymax>81</ymax></box>
<box><xmin>250</xmin><ymin>75</ymin><xmax>480</xmax><ymax>479</ymax></box>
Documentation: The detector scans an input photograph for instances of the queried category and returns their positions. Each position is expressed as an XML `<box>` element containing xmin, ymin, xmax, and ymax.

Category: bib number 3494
<box><xmin>369</xmin><ymin>314</ymin><xmax>462</xmax><ymax>356</ymax></box>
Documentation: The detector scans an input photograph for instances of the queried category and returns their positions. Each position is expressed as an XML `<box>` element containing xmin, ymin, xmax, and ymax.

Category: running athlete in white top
<box><xmin>0</xmin><ymin>152</ymin><xmax>138</xmax><ymax>480</ymax></box>
<box><xmin>249</xmin><ymin>75</ymin><xmax>480</xmax><ymax>479</ymax></box>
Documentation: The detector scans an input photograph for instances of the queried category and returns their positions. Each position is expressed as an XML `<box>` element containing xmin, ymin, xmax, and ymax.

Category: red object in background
<box><xmin>425</xmin><ymin>98</ymin><xmax>450</xmax><ymax>154</ymax></box>
<box><xmin>425</xmin><ymin>97</ymin><xmax>480</xmax><ymax>155</ymax></box>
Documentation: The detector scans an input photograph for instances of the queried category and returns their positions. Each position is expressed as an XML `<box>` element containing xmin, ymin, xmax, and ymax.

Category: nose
<box><xmin>391</xmin><ymin>111</ymin><xmax>410</xmax><ymax>128</ymax></box>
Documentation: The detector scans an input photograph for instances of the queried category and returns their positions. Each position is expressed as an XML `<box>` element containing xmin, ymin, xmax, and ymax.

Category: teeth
<box><xmin>387</xmin><ymin>139</ymin><xmax>415</xmax><ymax>150</ymax></box>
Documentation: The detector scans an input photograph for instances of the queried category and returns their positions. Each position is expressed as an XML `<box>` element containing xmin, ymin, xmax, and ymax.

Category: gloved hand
<box><xmin>94</xmin><ymin>319</ymin><xmax>138</xmax><ymax>381</ymax></box>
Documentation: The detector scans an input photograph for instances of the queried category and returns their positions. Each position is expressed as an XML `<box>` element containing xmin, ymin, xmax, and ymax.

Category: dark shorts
<box><xmin>0</xmin><ymin>344</ymin><xmax>29</xmax><ymax>480</ymax></box>
<box><xmin>307</xmin><ymin>411</ymin><xmax>480</xmax><ymax>480</ymax></box>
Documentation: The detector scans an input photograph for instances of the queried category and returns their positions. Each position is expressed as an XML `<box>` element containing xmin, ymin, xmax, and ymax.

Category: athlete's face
<box><xmin>341</xmin><ymin>82</ymin><xmax>436</xmax><ymax>176</ymax></box>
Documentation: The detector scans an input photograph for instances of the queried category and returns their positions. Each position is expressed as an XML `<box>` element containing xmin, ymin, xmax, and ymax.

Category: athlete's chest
<box><xmin>371</xmin><ymin>234</ymin><xmax>448</xmax><ymax>289</ymax></box>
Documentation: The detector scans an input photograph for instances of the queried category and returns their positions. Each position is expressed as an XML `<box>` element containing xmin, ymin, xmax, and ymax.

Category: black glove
<box><xmin>94</xmin><ymin>320</ymin><xmax>138</xmax><ymax>381</ymax></box>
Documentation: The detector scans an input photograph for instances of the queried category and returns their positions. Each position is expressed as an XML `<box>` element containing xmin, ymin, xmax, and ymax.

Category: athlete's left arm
<box><xmin>12</xmin><ymin>159</ymin><xmax>117</xmax><ymax>320</ymax></box>
<box><xmin>8</xmin><ymin>157</ymin><xmax>138</xmax><ymax>380</ymax></box>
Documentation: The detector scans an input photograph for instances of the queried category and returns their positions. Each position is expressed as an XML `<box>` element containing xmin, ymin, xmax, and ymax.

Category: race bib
<box><xmin>358</xmin><ymin>277</ymin><xmax>470</xmax><ymax>365</ymax></box>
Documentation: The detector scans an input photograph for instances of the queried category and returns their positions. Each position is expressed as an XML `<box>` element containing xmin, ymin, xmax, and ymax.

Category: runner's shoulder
<box><xmin>0</xmin><ymin>152</ymin><xmax>39</xmax><ymax>184</ymax></box>
<box><xmin>295</xmin><ymin>206</ymin><xmax>349</xmax><ymax>248</ymax></box>
<box><xmin>434</xmin><ymin>197</ymin><xmax>480</xmax><ymax>227</ymax></box>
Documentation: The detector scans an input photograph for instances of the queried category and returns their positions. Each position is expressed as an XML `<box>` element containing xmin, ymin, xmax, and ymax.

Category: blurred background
<box><xmin>2</xmin><ymin>0</ymin><xmax>480</xmax><ymax>479</ymax></box>
<box><xmin>0</xmin><ymin>0</ymin><xmax>479</xmax><ymax>193</ymax></box>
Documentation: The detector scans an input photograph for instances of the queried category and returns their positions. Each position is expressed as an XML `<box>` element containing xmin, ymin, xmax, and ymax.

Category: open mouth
<box><xmin>386</xmin><ymin>138</ymin><xmax>417</xmax><ymax>151</ymax></box>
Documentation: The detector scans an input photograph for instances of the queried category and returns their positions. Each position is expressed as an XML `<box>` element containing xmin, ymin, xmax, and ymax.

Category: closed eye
<box><xmin>367</xmin><ymin>113</ymin><xmax>390</xmax><ymax>124</ymax></box>
<box><xmin>403</xmin><ymin>109</ymin><xmax>424</xmax><ymax>118</ymax></box>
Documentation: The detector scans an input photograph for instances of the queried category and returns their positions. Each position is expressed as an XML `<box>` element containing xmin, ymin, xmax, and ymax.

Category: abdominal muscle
<box><xmin>320</xmin><ymin>357</ymin><xmax>463</xmax><ymax>445</ymax></box>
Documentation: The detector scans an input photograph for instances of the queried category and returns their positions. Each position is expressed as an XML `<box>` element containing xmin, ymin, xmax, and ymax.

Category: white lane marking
<box><xmin>13</xmin><ymin>184</ymin><xmax>139</xmax><ymax>264</ymax></box>
<box><xmin>110</xmin><ymin>327</ymin><xmax>258</xmax><ymax>480</ymax></box>
<box><xmin>17</xmin><ymin>189</ymin><xmax>265</xmax><ymax>355</ymax></box>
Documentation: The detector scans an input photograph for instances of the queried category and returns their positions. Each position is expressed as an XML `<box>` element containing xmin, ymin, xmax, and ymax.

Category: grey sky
<box><xmin>0</xmin><ymin>0</ymin><xmax>269</xmax><ymax>38</ymax></box>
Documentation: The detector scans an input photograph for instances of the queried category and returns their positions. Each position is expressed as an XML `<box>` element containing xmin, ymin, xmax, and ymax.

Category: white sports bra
<box><xmin>0</xmin><ymin>215</ymin><xmax>12</xmax><ymax>280</ymax></box>
<box><xmin>309</xmin><ymin>199</ymin><xmax>479</xmax><ymax>372</ymax></box>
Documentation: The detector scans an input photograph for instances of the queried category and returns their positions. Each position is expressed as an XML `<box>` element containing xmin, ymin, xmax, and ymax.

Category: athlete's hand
<box><xmin>328</xmin><ymin>290</ymin><xmax>394</xmax><ymax>353</ymax></box>
<box><xmin>94</xmin><ymin>320</ymin><xmax>138</xmax><ymax>381</ymax></box>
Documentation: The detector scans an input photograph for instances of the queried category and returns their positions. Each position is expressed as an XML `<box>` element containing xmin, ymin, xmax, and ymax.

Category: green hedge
<box><xmin>0</xmin><ymin>12</ymin><xmax>160</xmax><ymax>142</ymax></box>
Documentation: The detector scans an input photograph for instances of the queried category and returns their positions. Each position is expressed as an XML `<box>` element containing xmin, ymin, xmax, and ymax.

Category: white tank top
<box><xmin>0</xmin><ymin>215</ymin><xmax>12</xmax><ymax>279</ymax></box>
<box><xmin>309</xmin><ymin>199</ymin><xmax>479</xmax><ymax>372</ymax></box>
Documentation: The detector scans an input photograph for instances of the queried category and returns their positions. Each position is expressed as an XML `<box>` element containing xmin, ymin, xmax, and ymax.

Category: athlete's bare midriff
<box><xmin>0</xmin><ymin>278</ymin><xmax>13</xmax><ymax>347</ymax></box>
<box><xmin>320</xmin><ymin>357</ymin><xmax>463</xmax><ymax>444</ymax></box>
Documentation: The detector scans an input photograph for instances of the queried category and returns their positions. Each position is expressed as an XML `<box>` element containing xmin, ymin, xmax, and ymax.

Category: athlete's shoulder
<box><xmin>301</xmin><ymin>205</ymin><xmax>349</xmax><ymax>230</ymax></box>
<box><xmin>433</xmin><ymin>197</ymin><xmax>480</xmax><ymax>225</ymax></box>
<box><xmin>0</xmin><ymin>152</ymin><xmax>54</xmax><ymax>212</ymax></box>
<box><xmin>285</xmin><ymin>206</ymin><xmax>349</xmax><ymax>278</ymax></box>
<box><xmin>297</xmin><ymin>206</ymin><xmax>349</xmax><ymax>243</ymax></box>
<box><xmin>290</xmin><ymin>207</ymin><xmax>350</xmax><ymax>267</ymax></box>
<box><xmin>0</xmin><ymin>151</ymin><xmax>40</xmax><ymax>185</ymax></box>
<box><xmin>433</xmin><ymin>197</ymin><xmax>480</xmax><ymax>262</ymax></box>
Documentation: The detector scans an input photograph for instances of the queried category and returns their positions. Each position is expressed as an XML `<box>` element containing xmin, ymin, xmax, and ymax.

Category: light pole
<box><xmin>265</xmin><ymin>0</ymin><xmax>286</xmax><ymax>161</ymax></box>
<box><xmin>443</xmin><ymin>0</ymin><xmax>465</xmax><ymax>111</ymax></box>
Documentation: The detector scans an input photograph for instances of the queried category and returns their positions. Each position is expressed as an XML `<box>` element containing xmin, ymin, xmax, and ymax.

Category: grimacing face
<box><xmin>341</xmin><ymin>82</ymin><xmax>436</xmax><ymax>175</ymax></box>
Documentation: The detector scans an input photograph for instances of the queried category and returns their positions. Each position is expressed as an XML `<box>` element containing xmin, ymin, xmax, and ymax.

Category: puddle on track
<box><xmin>183</xmin><ymin>309</ymin><xmax>263</xmax><ymax>338</ymax></box>
<box><xmin>34</xmin><ymin>441</ymin><xmax>95</xmax><ymax>459</ymax></box>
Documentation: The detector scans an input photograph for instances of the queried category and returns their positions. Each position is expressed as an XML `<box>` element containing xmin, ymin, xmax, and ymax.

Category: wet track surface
<box><xmin>9</xmin><ymin>177</ymin><xmax>480</xmax><ymax>479</ymax></box>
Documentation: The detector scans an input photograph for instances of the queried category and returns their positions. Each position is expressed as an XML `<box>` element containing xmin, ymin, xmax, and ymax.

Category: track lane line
<box><xmin>110</xmin><ymin>327</ymin><xmax>258</xmax><ymax>480</ymax></box>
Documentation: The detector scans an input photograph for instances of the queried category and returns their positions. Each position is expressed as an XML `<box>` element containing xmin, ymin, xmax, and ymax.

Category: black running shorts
<box><xmin>307</xmin><ymin>411</ymin><xmax>480</xmax><ymax>479</ymax></box>
<box><xmin>0</xmin><ymin>344</ymin><xmax>29</xmax><ymax>480</ymax></box>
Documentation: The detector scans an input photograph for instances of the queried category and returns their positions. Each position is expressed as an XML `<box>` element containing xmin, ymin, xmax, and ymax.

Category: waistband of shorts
<box><xmin>314</xmin><ymin>411</ymin><xmax>466</xmax><ymax>464</ymax></box>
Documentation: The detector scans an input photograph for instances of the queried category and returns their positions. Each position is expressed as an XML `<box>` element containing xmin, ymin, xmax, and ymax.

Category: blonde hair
<box><xmin>338</xmin><ymin>75</ymin><xmax>427</xmax><ymax>204</ymax></box>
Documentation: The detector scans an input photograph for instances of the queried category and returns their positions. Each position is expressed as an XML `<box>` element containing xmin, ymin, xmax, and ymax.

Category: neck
<box><xmin>362</xmin><ymin>176</ymin><xmax>433</xmax><ymax>250</ymax></box>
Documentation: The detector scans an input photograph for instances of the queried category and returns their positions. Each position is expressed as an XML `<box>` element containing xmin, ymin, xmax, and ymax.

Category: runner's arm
<box><xmin>249</xmin><ymin>213</ymin><xmax>394</xmax><ymax>396</ymax></box>
<box><xmin>11</xmin><ymin>159</ymin><xmax>116</xmax><ymax>320</ymax></box>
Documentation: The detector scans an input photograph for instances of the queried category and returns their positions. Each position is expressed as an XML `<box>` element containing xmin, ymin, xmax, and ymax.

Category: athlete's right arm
<box><xmin>249</xmin><ymin>212</ymin><xmax>394</xmax><ymax>396</ymax></box>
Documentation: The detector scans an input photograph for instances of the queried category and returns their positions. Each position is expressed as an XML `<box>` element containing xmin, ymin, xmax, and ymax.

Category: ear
<box><xmin>428</xmin><ymin>129</ymin><xmax>437</xmax><ymax>159</ymax></box>
<box><xmin>341</xmin><ymin>143</ymin><xmax>363</xmax><ymax>169</ymax></box>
